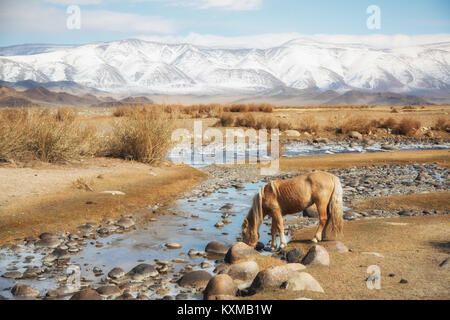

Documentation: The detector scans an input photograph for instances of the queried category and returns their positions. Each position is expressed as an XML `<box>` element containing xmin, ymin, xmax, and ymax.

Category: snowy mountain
<box><xmin>0</xmin><ymin>38</ymin><xmax>448</xmax><ymax>96</ymax></box>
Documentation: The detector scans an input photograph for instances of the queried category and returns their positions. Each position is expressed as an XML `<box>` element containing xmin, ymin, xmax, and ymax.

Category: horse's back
<box><xmin>271</xmin><ymin>171</ymin><xmax>337</xmax><ymax>214</ymax></box>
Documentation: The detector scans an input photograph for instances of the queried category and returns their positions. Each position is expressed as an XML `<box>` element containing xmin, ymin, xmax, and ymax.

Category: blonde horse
<box><xmin>241</xmin><ymin>171</ymin><xmax>343</xmax><ymax>250</ymax></box>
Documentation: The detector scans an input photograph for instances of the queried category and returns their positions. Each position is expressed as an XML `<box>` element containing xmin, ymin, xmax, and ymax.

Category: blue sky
<box><xmin>0</xmin><ymin>0</ymin><xmax>449</xmax><ymax>47</ymax></box>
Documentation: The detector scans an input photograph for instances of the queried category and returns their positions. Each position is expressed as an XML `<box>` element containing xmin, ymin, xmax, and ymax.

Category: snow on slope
<box><xmin>0</xmin><ymin>37</ymin><xmax>448</xmax><ymax>95</ymax></box>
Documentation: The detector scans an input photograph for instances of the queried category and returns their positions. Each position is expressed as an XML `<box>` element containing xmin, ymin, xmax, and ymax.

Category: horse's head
<box><xmin>241</xmin><ymin>217</ymin><xmax>259</xmax><ymax>248</ymax></box>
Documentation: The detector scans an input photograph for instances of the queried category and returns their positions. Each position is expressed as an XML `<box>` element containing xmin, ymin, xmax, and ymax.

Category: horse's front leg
<box><xmin>270</xmin><ymin>209</ymin><xmax>287</xmax><ymax>250</ymax></box>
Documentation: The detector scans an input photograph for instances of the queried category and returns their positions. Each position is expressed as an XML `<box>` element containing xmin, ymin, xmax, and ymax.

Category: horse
<box><xmin>241</xmin><ymin>171</ymin><xmax>343</xmax><ymax>250</ymax></box>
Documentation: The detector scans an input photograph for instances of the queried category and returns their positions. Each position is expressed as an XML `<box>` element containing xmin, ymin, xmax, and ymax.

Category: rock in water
<box><xmin>127</xmin><ymin>264</ymin><xmax>158</xmax><ymax>280</ymax></box>
<box><xmin>178</xmin><ymin>270</ymin><xmax>212</xmax><ymax>289</ymax></box>
<box><xmin>108</xmin><ymin>267</ymin><xmax>126</xmax><ymax>279</ymax></box>
<box><xmin>70</xmin><ymin>289</ymin><xmax>102</xmax><ymax>300</ymax></box>
<box><xmin>205</xmin><ymin>241</ymin><xmax>229</xmax><ymax>255</ymax></box>
<box><xmin>301</xmin><ymin>245</ymin><xmax>330</xmax><ymax>266</ymax></box>
<box><xmin>11</xmin><ymin>284</ymin><xmax>40</xmax><ymax>298</ymax></box>
<box><xmin>203</xmin><ymin>274</ymin><xmax>238</xmax><ymax>300</ymax></box>
<box><xmin>165</xmin><ymin>243</ymin><xmax>182</xmax><ymax>249</ymax></box>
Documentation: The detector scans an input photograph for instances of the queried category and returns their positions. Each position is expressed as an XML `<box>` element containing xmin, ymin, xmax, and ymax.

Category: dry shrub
<box><xmin>391</xmin><ymin>107</ymin><xmax>399</xmax><ymax>113</ymax></box>
<box><xmin>297</xmin><ymin>115</ymin><xmax>319</xmax><ymax>133</ymax></box>
<box><xmin>236</xmin><ymin>113</ymin><xmax>258</xmax><ymax>128</ymax></box>
<box><xmin>107</xmin><ymin>107</ymin><xmax>175</xmax><ymax>163</ymax></box>
<box><xmin>217</xmin><ymin>113</ymin><xmax>235</xmax><ymax>127</ymax></box>
<box><xmin>434</xmin><ymin>117</ymin><xmax>450</xmax><ymax>132</ymax></box>
<box><xmin>277</xmin><ymin>120</ymin><xmax>291</xmax><ymax>131</ymax></box>
<box><xmin>379</xmin><ymin>117</ymin><xmax>398</xmax><ymax>130</ymax></box>
<box><xmin>394</xmin><ymin>117</ymin><xmax>422</xmax><ymax>136</ymax></box>
<box><xmin>0</xmin><ymin>108</ymin><xmax>98</xmax><ymax>162</ymax></box>
<box><xmin>259</xmin><ymin>104</ymin><xmax>274</xmax><ymax>113</ymax></box>
<box><xmin>339</xmin><ymin>116</ymin><xmax>378</xmax><ymax>134</ymax></box>
<box><xmin>256</xmin><ymin>116</ymin><xmax>279</xmax><ymax>129</ymax></box>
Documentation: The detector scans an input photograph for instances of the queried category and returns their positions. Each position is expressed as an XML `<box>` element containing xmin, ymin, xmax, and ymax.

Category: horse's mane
<box><xmin>247</xmin><ymin>185</ymin><xmax>264</xmax><ymax>231</ymax></box>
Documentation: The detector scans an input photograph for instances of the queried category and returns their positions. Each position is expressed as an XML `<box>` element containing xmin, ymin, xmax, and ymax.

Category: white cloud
<box><xmin>196</xmin><ymin>0</ymin><xmax>262</xmax><ymax>11</ymax></box>
<box><xmin>0</xmin><ymin>1</ymin><xmax>177</xmax><ymax>34</ymax></box>
<box><xmin>43</xmin><ymin>0</ymin><xmax>102</xmax><ymax>4</ymax></box>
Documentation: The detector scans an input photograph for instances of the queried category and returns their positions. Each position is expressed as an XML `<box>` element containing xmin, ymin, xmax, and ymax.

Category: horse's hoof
<box><xmin>270</xmin><ymin>246</ymin><xmax>277</xmax><ymax>252</ymax></box>
<box><xmin>311</xmin><ymin>238</ymin><xmax>318</xmax><ymax>243</ymax></box>
<box><xmin>280</xmin><ymin>243</ymin><xmax>287</xmax><ymax>249</ymax></box>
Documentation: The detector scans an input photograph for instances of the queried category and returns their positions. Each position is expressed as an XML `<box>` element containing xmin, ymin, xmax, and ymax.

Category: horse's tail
<box><xmin>327</xmin><ymin>175</ymin><xmax>344</xmax><ymax>238</ymax></box>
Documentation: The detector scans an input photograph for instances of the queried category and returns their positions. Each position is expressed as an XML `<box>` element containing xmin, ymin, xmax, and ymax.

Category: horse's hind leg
<box><xmin>312</xmin><ymin>203</ymin><xmax>328</xmax><ymax>243</ymax></box>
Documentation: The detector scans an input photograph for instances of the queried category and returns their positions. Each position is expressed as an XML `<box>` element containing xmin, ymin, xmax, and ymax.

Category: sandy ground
<box><xmin>248</xmin><ymin>214</ymin><xmax>450</xmax><ymax>300</ymax></box>
<box><xmin>0</xmin><ymin>158</ymin><xmax>206</xmax><ymax>244</ymax></box>
<box><xmin>279</xmin><ymin>149</ymin><xmax>450</xmax><ymax>171</ymax></box>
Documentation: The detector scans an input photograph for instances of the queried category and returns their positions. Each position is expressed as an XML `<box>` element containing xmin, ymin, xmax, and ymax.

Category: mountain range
<box><xmin>0</xmin><ymin>37</ymin><xmax>449</xmax><ymax>105</ymax></box>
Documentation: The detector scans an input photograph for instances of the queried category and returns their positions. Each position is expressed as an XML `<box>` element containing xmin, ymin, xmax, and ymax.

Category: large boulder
<box><xmin>301</xmin><ymin>245</ymin><xmax>330</xmax><ymax>266</ymax></box>
<box><xmin>225</xmin><ymin>261</ymin><xmax>259</xmax><ymax>282</ymax></box>
<box><xmin>282</xmin><ymin>272</ymin><xmax>324</xmax><ymax>293</ymax></box>
<box><xmin>225</xmin><ymin>242</ymin><xmax>259</xmax><ymax>264</ymax></box>
<box><xmin>178</xmin><ymin>270</ymin><xmax>212</xmax><ymax>289</ymax></box>
<box><xmin>286</xmin><ymin>248</ymin><xmax>303</xmax><ymax>263</ymax></box>
<box><xmin>249</xmin><ymin>263</ymin><xmax>305</xmax><ymax>292</ymax></box>
<box><xmin>11</xmin><ymin>284</ymin><xmax>40</xmax><ymax>298</ymax></box>
<box><xmin>321</xmin><ymin>241</ymin><xmax>349</xmax><ymax>253</ymax></box>
<box><xmin>205</xmin><ymin>241</ymin><xmax>229</xmax><ymax>255</ymax></box>
<box><xmin>203</xmin><ymin>274</ymin><xmax>238</xmax><ymax>300</ymax></box>
<box><xmin>70</xmin><ymin>289</ymin><xmax>102</xmax><ymax>300</ymax></box>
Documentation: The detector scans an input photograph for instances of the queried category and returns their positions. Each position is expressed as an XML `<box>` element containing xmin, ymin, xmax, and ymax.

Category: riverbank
<box><xmin>0</xmin><ymin>158</ymin><xmax>206</xmax><ymax>244</ymax></box>
<box><xmin>248</xmin><ymin>214</ymin><xmax>450</xmax><ymax>300</ymax></box>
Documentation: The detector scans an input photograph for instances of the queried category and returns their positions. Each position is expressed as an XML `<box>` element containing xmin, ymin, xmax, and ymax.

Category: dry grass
<box><xmin>107</xmin><ymin>107</ymin><xmax>176</xmax><ymax>164</ymax></box>
<box><xmin>0</xmin><ymin>108</ymin><xmax>98</xmax><ymax>163</ymax></box>
<box><xmin>296</xmin><ymin>115</ymin><xmax>319</xmax><ymax>134</ymax></box>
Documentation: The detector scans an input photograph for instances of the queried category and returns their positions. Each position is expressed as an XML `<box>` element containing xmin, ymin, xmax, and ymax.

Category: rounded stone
<box><xmin>250</xmin><ymin>264</ymin><xmax>306</xmax><ymax>293</ymax></box>
<box><xmin>96</xmin><ymin>285</ymin><xmax>121</xmax><ymax>297</ymax></box>
<box><xmin>128</xmin><ymin>264</ymin><xmax>158</xmax><ymax>280</ymax></box>
<box><xmin>205</xmin><ymin>241</ymin><xmax>229</xmax><ymax>255</ymax></box>
<box><xmin>203</xmin><ymin>274</ymin><xmax>238</xmax><ymax>300</ymax></box>
<box><xmin>321</xmin><ymin>241</ymin><xmax>349</xmax><ymax>253</ymax></box>
<box><xmin>108</xmin><ymin>267</ymin><xmax>126</xmax><ymax>279</ymax></box>
<box><xmin>70</xmin><ymin>289</ymin><xmax>102</xmax><ymax>300</ymax></box>
<box><xmin>2</xmin><ymin>271</ymin><xmax>23</xmax><ymax>279</ymax></box>
<box><xmin>116</xmin><ymin>217</ymin><xmax>135</xmax><ymax>229</ymax></box>
<box><xmin>225</xmin><ymin>261</ymin><xmax>259</xmax><ymax>283</ymax></box>
<box><xmin>281</xmin><ymin>272</ymin><xmax>324</xmax><ymax>293</ymax></box>
<box><xmin>11</xmin><ymin>284</ymin><xmax>40</xmax><ymax>298</ymax></box>
<box><xmin>165</xmin><ymin>243</ymin><xmax>182</xmax><ymax>250</ymax></box>
<box><xmin>178</xmin><ymin>270</ymin><xmax>212</xmax><ymax>289</ymax></box>
<box><xmin>225</xmin><ymin>242</ymin><xmax>259</xmax><ymax>264</ymax></box>
<box><xmin>301</xmin><ymin>245</ymin><xmax>330</xmax><ymax>266</ymax></box>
